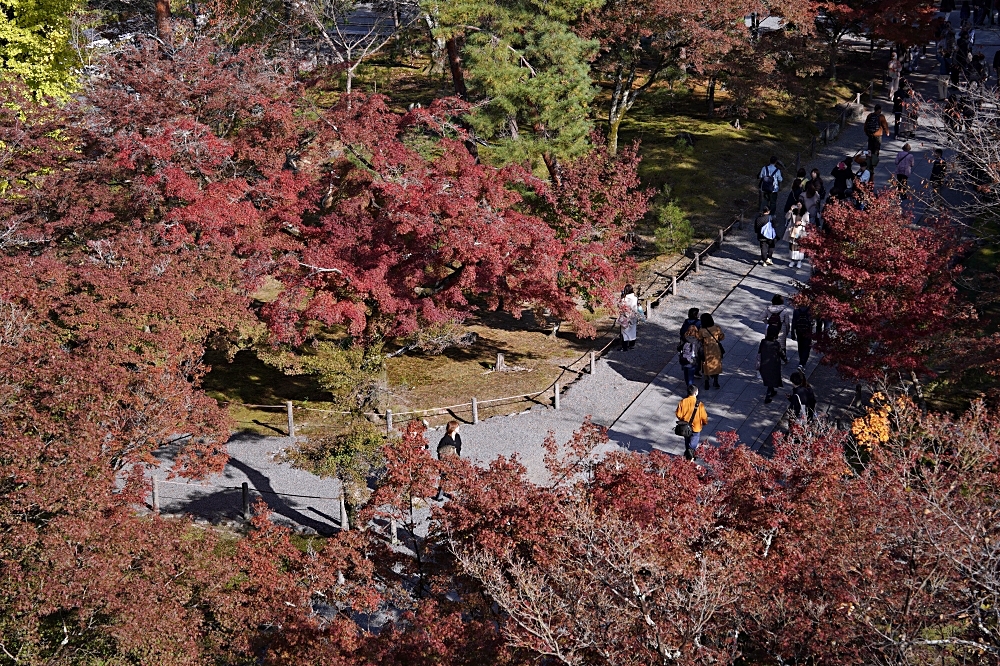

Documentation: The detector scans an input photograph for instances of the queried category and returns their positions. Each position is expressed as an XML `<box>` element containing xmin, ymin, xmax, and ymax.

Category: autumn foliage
<box><xmin>800</xmin><ymin>189</ymin><xmax>963</xmax><ymax>380</ymax></box>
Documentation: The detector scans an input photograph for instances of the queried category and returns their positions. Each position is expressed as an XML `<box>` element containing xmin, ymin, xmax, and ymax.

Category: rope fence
<box><xmin>151</xmin><ymin>478</ymin><xmax>353</xmax><ymax>530</ymax></box>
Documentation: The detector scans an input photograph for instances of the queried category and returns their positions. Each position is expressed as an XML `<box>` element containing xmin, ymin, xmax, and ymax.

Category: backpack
<box><xmin>760</xmin><ymin>166</ymin><xmax>776</xmax><ymax>192</ymax></box>
<box><xmin>864</xmin><ymin>112</ymin><xmax>880</xmax><ymax>136</ymax></box>
<box><xmin>767</xmin><ymin>309</ymin><xmax>783</xmax><ymax>328</ymax></box>
<box><xmin>680</xmin><ymin>341</ymin><xmax>697</xmax><ymax>366</ymax></box>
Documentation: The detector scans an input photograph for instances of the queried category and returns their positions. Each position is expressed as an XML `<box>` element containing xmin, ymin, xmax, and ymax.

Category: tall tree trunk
<box><xmin>828</xmin><ymin>40</ymin><xmax>839</xmax><ymax>80</ymax></box>
<box><xmin>155</xmin><ymin>0</ymin><xmax>171</xmax><ymax>40</ymax></box>
<box><xmin>608</xmin><ymin>116</ymin><xmax>623</xmax><ymax>156</ymax></box>
<box><xmin>706</xmin><ymin>76</ymin><xmax>716</xmax><ymax>118</ymax></box>
<box><xmin>445</xmin><ymin>37</ymin><xmax>468</xmax><ymax>99</ymax></box>
<box><xmin>542</xmin><ymin>153</ymin><xmax>561</xmax><ymax>187</ymax></box>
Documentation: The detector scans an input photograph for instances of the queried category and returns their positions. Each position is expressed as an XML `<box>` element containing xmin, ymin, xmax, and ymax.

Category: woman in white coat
<box><xmin>619</xmin><ymin>284</ymin><xmax>640</xmax><ymax>351</ymax></box>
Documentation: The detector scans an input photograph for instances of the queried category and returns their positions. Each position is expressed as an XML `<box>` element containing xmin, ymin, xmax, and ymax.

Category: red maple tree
<box><xmin>799</xmin><ymin>190</ymin><xmax>963</xmax><ymax>381</ymax></box>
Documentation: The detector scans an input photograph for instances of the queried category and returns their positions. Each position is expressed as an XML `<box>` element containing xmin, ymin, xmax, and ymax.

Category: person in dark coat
<box><xmin>788</xmin><ymin>371</ymin><xmax>817</xmax><ymax>423</ymax></box>
<box><xmin>679</xmin><ymin>307</ymin><xmax>703</xmax><ymax>378</ymax></box>
<box><xmin>434</xmin><ymin>420</ymin><xmax>462</xmax><ymax>501</ymax></box>
<box><xmin>829</xmin><ymin>160</ymin><xmax>854</xmax><ymax>200</ymax></box>
<box><xmin>758</xmin><ymin>326</ymin><xmax>784</xmax><ymax>403</ymax></box>
<box><xmin>754</xmin><ymin>207</ymin><xmax>776</xmax><ymax>266</ymax></box>
<box><xmin>791</xmin><ymin>302</ymin><xmax>814</xmax><ymax>368</ymax></box>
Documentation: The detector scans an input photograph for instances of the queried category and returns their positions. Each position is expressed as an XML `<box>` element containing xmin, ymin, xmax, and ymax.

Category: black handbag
<box><xmin>674</xmin><ymin>420</ymin><xmax>693</xmax><ymax>438</ymax></box>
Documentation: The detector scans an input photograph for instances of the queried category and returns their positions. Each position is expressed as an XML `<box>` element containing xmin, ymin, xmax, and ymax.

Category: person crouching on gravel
<box><xmin>434</xmin><ymin>421</ymin><xmax>462</xmax><ymax>501</ymax></box>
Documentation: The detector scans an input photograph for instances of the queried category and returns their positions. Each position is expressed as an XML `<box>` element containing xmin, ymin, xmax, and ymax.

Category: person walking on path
<box><xmin>758</xmin><ymin>327</ymin><xmax>784</xmax><ymax>404</ymax></box>
<box><xmin>800</xmin><ymin>182</ymin><xmax>822</xmax><ymax>229</ymax></box>
<box><xmin>679</xmin><ymin>307</ymin><xmax>701</xmax><ymax>341</ymax></box>
<box><xmin>754</xmin><ymin>207</ymin><xmax>777</xmax><ymax>266</ymax></box>
<box><xmin>942</xmin><ymin>0</ymin><xmax>956</xmax><ymax>23</ymax></box>
<box><xmin>829</xmin><ymin>159</ymin><xmax>854</xmax><ymax>201</ymax></box>
<box><xmin>698</xmin><ymin>313</ymin><xmax>725</xmax><ymax>390</ymax></box>
<box><xmin>784</xmin><ymin>202</ymin><xmax>808</xmax><ymax>269</ymax></box>
<box><xmin>895</xmin><ymin>143</ymin><xmax>915</xmax><ymax>197</ymax></box>
<box><xmin>808</xmin><ymin>168</ymin><xmax>826</xmax><ymax>201</ymax></box>
<box><xmin>679</xmin><ymin>307</ymin><xmax>703</xmax><ymax>378</ymax></box>
<box><xmin>893</xmin><ymin>82</ymin><xmax>912</xmax><ymax>138</ymax></box>
<box><xmin>937</xmin><ymin>38</ymin><xmax>952</xmax><ymax>100</ymax></box>
<box><xmin>783</xmin><ymin>178</ymin><xmax>804</xmax><ymax>214</ymax></box>
<box><xmin>791</xmin><ymin>301</ymin><xmax>814</xmax><ymax>368</ymax></box>
<box><xmin>618</xmin><ymin>284</ymin><xmax>641</xmax><ymax>351</ymax></box>
<box><xmin>758</xmin><ymin>156</ymin><xmax>783</xmax><ymax>213</ymax></box>
<box><xmin>787</xmin><ymin>371</ymin><xmax>817</xmax><ymax>425</ymax></box>
<box><xmin>888</xmin><ymin>52</ymin><xmax>903</xmax><ymax>98</ymax></box>
<box><xmin>679</xmin><ymin>325</ymin><xmax>701</xmax><ymax>387</ymax></box>
<box><xmin>763</xmin><ymin>294</ymin><xmax>792</xmax><ymax>362</ymax></box>
<box><xmin>675</xmin><ymin>384</ymin><xmax>708</xmax><ymax>460</ymax></box>
<box><xmin>930</xmin><ymin>148</ymin><xmax>947</xmax><ymax>200</ymax></box>
<box><xmin>434</xmin><ymin>420</ymin><xmax>462</xmax><ymax>501</ymax></box>
<box><xmin>863</xmin><ymin>105</ymin><xmax>890</xmax><ymax>168</ymax></box>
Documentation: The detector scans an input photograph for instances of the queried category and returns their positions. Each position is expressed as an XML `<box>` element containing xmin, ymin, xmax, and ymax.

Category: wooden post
<box><xmin>472</xmin><ymin>397</ymin><xmax>479</xmax><ymax>424</ymax></box>
<box><xmin>386</xmin><ymin>409</ymin><xmax>393</xmax><ymax>433</ymax></box>
<box><xmin>286</xmin><ymin>401</ymin><xmax>295</xmax><ymax>438</ymax></box>
<box><xmin>718</xmin><ymin>228</ymin><xmax>724</xmax><ymax>247</ymax></box>
<box><xmin>152</xmin><ymin>477</ymin><xmax>160</xmax><ymax>513</ymax></box>
<box><xmin>241</xmin><ymin>481</ymin><xmax>250</xmax><ymax>519</ymax></box>
<box><xmin>340</xmin><ymin>492</ymin><xmax>350</xmax><ymax>531</ymax></box>
<box><xmin>554</xmin><ymin>382</ymin><xmax>560</xmax><ymax>410</ymax></box>
<box><xmin>644</xmin><ymin>299</ymin><xmax>650</xmax><ymax>318</ymax></box>
<box><xmin>589</xmin><ymin>350</ymin><xmax>596</xmax><ymax>374</ymax></box>
<box><xmin>694</xmin><ymin>253</ymin><xmax>700</xmax><ymax>273</ymax></box>
<box><xmin>671</xmin><ymin>275</ymin><xmax>678</xmax><ymax>295</ymax></box>
<box><xmin>496</xmin><ymin>353</ymin><xmax>504</xmax><ymax>371</ymax></box>
<box><xmin>389</xmin><ymin>517</ymin><xmax>399</xmax><ymax>545</ymax></box>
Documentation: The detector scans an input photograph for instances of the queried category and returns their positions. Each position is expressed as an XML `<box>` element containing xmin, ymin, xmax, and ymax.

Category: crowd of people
<box><xmin>671</xmin><ymin>299</ymin><xmax>817</xmax><ymax>460</ymax></box>
<box><xmin>632</xmin><ymin>4</ymin><xmax>988</xmax><ymax>461</ymax></box>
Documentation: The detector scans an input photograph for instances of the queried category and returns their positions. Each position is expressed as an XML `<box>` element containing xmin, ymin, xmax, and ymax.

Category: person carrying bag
<box><xmin>675</xmin><ymin>385</ymin><xmax>709</xmax><ymax>460</ymax></box>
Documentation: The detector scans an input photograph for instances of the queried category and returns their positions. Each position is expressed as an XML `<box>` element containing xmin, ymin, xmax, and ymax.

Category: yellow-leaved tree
<box><xmin>0</xmin><ymin>0</ymin><xmax>83</xmax><ymax>97</ymax></box>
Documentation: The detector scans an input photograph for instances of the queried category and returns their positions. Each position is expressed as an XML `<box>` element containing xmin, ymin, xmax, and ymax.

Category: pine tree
<box><xmin>428</xmin><ymin>0</ymin><xmax>600</xmax><ymax>181</ymax></box>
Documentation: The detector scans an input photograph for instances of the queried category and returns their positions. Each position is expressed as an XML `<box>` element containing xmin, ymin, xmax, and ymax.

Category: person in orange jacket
<box><xmin>675</xmin><ymin>384</ymin><xmax>709</xmax><ymax>460</ymax></box>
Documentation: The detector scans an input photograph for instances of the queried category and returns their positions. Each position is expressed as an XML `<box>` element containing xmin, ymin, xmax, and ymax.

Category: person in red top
<box><xmin>675</xmin><ymin>385</ymin><xmax>709</xmax><ymax>460</ymax></box>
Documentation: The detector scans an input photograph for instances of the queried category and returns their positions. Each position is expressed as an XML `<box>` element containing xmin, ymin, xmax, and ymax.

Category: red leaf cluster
<box><xmin>799</xmin><ymin>189</ymin><xmax>963</xmax><ymax>380</ymax></box>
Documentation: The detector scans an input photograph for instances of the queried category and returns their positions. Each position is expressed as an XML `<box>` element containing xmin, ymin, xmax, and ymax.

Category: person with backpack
<box><xmin>788</xmin><ymin>371</ymin><xmax>817</xmax><ymax>424</ymax></box>
<box><xmin>675</xmin><ymin>384</ymin><xmax>708</xmax><ymax>460</ymax></box>
<box><xmin>790</xmin><ymin>302</ymin><xmax>814</xmax><ymax>368</ymax></box>
<box><xmin>863</xmin><ymin>105</ymin><xmax>890</xmax><ymax>167</ymax></box>
<box><xmin>678</xmin><ymin>325</ymin><xmax>701</xmax><ymax>387</ymax></box>
<box><xmin>698</xmin><ymin>313</ymin><xmax>725</xmax><ymax>390</ymax></box>
<box><xmin>679</xmin><ymin>307</ymin><xmax>701</xmax><ymax>341</ymax></box>
<box><xmin>754</xmin><ymin>207</ymin><xmax>777</xmax><ymax>266</ymax></box>
<box><xmin>757</xmin><ymin>327</ymin><xmax>784</xmax><ymax>404</ymax></box>
<box><xmin>679</xmin><ymin>307</ymin><xmax>703</xmax><ymax>378</ymax></box>
<box><xmin>758</xmin><ymin>156</ymin><xmax>783</xmax><ymax>213</ymax></box>
<box><xmin>762</xmin><ymin>294</ymin><xmax>791</xmax><ymax>362</ymax></box>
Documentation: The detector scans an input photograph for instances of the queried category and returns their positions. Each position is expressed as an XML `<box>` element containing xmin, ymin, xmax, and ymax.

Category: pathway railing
<box><xmin>226</xmin><ymin>215</ymin><xmax>750</xmax><ymax>435</ymax></box>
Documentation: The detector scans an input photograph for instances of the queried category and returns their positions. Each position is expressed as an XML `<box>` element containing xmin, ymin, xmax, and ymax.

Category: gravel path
<box><xmin>147</xmin><ymin>26</ymin><xmax>992</xmax><ymax>528</ymax></box>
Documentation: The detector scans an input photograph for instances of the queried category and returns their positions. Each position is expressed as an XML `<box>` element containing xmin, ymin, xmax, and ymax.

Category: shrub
<box><xmin>652</xmin><ymin>198</ymin><xmax>693</xmax><ymax>254</ymax></box>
